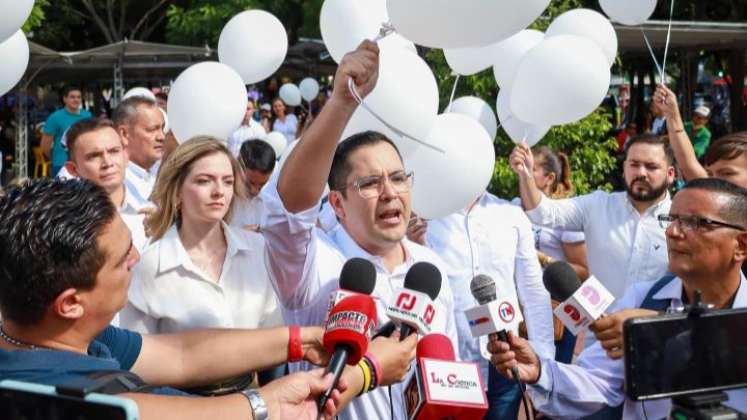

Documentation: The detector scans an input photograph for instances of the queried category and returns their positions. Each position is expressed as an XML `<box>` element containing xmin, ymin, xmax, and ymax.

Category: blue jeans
<box><xmin>485</xmin><ymin>363</ymin><xmax>522</xmax><ymax>420</ymax></box>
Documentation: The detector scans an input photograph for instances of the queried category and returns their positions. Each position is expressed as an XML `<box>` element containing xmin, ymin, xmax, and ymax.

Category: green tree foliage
<box><xmin>425</xmin><ymin>0</ymin><xmax>617</xmax><ymax>199</ymax></box>
<box><xmin>165</xmin><ymin>0</ymin><xmax>322</xmax><ymax>47</ymax></box>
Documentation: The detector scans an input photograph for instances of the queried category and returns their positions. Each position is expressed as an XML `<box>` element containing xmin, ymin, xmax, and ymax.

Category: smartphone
<box><xmin>0</xmin><ymin>380</ymin><xmax>139</xmax><ymax>420</ymax></box>
<box><xmin>623</xmin><ymin>308</ymin><xmax>747</xmax><ymax>401</ymax></box>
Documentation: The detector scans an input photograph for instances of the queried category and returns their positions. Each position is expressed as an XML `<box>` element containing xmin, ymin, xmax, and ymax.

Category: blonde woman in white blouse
<box><xmin>119</xmin><ymin>136</ymin><xmax>283</xmax><ymax>392</ymax></box>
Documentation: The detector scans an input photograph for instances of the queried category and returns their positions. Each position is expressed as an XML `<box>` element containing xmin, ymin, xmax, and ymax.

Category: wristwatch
<box><xmin>240</xmin><ymin>389</ymin><xmax>268</xmax><ymax>420</ymax></box>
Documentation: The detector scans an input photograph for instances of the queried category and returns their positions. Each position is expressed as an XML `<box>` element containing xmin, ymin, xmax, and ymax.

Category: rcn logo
<box><xmin>396</xmin><ymin>292</ymin><xmax>436</xmax><ymax>325</ymax></box>
<box><xmin>498</xmin><ymin>302</ymin><xmax>515</xmax><ymax>323</ymax></box>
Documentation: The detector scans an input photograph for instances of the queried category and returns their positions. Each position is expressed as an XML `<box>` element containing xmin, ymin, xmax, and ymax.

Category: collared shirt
<box><xmin>525</xmin><ymin>191</ymin><xmax>670</xmax><ymax>300</ymax></box>
<box><xmin>427</xmin><ymin>192</ymin><xmax>555</xmax><ymax>381</ymax></box>
<box><xmin>528</xmin><ymin>274</ymin><xmax>747</xmax><ymax>419</ymax></box>
<box><xmin>119</xmin><ymin>222</ymin><xmax>282</xmax><ymax>334</ymax></box>
<box><xmin>124</xmin><ymin>162</ymin><xmax>155</xmax><ymax>208</ymax></box>
<box><xmin>261</xmin><ymin>180</ymin><xmax>459</xmax><ymax>420</ymax></box>
<box><xmin>228</xmin><ymin>119</ymin><xmax>267</xmax><ymax>157</ymax></box>
<box><xmin>230</xmin><ymin>195</ymin><xmax>266</xmax><ymax>230</ymax></box>
<box><xmin>119</xmin><ymin>185</ymin><xmax>150</xmax><ymax>253</ymax></box>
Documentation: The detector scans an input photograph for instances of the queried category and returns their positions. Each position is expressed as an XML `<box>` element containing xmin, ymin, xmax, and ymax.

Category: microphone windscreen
<box><xmin>416</xmin><ymin>333</ymin><xmax>455</xmax><ymax>361</ymax></box>
<box><xmin>339</xmin><ymin>257</ymin><xmax>376</xmax><ymax>295</ymax></box>
<box><xmin>403</xmin><ymin>262</ymin><xmax>441</xmax><ymax>301</ymax></box>
<box><xmin>543</xmin><ymin>260</ymin><xmax>582</xmax><ymax>301</ymax></box>
<box><xmin>323</xmin><ymin>295</ymin><xmax>377</xmax><ymax>364</ymax></box>
<box><xmin>470</xmin><ymin>274</ymin><xmax>497</xmax><ymax>305</ymax></box>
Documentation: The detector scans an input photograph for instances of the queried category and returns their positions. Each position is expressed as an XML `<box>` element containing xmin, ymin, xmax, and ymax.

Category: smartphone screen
<box><xmin>0</xmin><ymin>387</ymin><xmax>130</xmax><ymax>420</ymax></box>
<box><xmin>624</xmin><ymin>308</ymin><xmax>747</xmax><ymax>401</ymax></box>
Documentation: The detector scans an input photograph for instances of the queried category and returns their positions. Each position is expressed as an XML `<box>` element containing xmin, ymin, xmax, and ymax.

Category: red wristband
<box><xmin>364</xmin><ymin>352</ymin><xmax>383</xmax><ymax>387</ymax></box>
<box><xmin>288</xmin><ymin>326</ymin><xmax>303</xmax><ymax>362</ymax></box>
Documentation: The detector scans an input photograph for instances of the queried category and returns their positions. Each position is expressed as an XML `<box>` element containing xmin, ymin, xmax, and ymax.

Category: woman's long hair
<box><xmin>533</xmin><ymin>146</ymin><xmax>574</xmax><ymax>199</ymax></box>
<box><xmin>145</xmin><ymin>136</ymin><xmax>246</xmax><ymax>241</ymax></box>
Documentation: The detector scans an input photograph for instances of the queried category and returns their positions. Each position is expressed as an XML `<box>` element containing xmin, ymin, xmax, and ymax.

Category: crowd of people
<box><xmin>0</xmin><ymin>41</ymin><xmax>746</xmax><ymax>420</ymax></box>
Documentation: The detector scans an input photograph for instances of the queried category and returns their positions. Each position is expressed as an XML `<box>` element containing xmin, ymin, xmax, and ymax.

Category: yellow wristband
<box><xmin>358</xmin><ymin>360</ymin><xmax>371</xmax><ymax>396</ymax></box>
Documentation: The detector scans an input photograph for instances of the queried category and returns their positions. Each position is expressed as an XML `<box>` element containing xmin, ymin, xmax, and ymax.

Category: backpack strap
<box><xmin>639</xmin><ymin>273</ymin><xmax>679</xmax><ymax>312</ymax></box>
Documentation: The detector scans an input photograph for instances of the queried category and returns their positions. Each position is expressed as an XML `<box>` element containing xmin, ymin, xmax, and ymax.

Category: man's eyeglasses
<box><xmin>658</xmin><ymin>214</ymin><xmax>746</xmax><ymax>232</ymax></box>
<box><xmin>348</xmin><ymin>171</ymin><xmax>414</xmax><ymax>199</ymax></box>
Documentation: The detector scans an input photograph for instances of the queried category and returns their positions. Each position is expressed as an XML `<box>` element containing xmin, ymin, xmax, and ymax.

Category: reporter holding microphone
<box><xmin>488</xmin><ymin>178</ymin><xmax>747</xmax><ymax>419</ymax></box>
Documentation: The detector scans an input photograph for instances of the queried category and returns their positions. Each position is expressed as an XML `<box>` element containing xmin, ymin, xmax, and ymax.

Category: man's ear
<box><xmin>734</xmin><ymin>232</ymin><xmax>747</xmax><ymax>264</ymax></box>
<box><xmin>328</xmin><ymin>190</ymin><xmax>346</xmax><ymax>221</ymax></box>
<box><xmin>51</xmin><ymin>288</ymin><xmax>85</xmax><ymax>320</ymax></box>
<box><xmin>65</xmin><ymin>161</ymin><xmax>80</xmax><ymax>177</ymax></box>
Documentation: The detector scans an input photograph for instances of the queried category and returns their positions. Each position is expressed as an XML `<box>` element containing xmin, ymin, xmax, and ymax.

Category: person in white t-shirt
<box><xmin>113</xmin><ymin>96</ymin><xmax>165</xmax><ymax>207</ymax></box>
<box><xmin>231</xmin><ymin>139</ymin><xmax>276</xmax><ymax>232</ymax></box>
<box><xmin>513</xmin><ymin>146</ymin><xmax>589</xmax><ymax>365</ymax></box>
<box><xmin>271</xmin><ymin>98</ymin><xmax>298</xmax><ymax>143</ymax></box>
<box><xmin>119</xmin><ymin>136</ymin><xmax>282</xmax><ymax>393</ymax></box>
<box><xmin>63</xmin><ymin>118</ymin><xmax>150</xmax><ymax>253</ymax></box>
<box><xmin>228</xmin><ymin>100</ymin><xmax>267</xmax><ymax>157</ymax></box>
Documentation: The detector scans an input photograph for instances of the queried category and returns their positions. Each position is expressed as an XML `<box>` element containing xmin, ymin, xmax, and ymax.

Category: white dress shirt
<box><xmin>228</xmin><ymin>119</ymin><xmax>267</xmax><ymax>157</ymax></box>
<box><xmin>230</xmin><ymin>195</ymin><xmax>266</xmax><ymax>230</ymax></box>
<box><xmin>119</xmin><ymin>222</ymin><xmax>283</xmax><ymax>334</ymax></box>
<box><xmin>261</xmin><ymin>180</ymin><xmax>459</xmax><ymax>420</ymax></box>
<box><xmin>427</xmin><ymin>192</ymin><xmax>555</xmax><ymax>381</ymax></box>
<box><xmin>124</xmin><ymin>162</ymin><xmax>156</xmax><ymax>208</ymax></box>
<box><xmin>272</xmin><ymin>114</ymin><xmax>298</xmax><ymax>143</ymax></box>
<box><xmin>119</xmin><ymin>185</ymin><xmax>150</xmax><ymax>253</ymax></box>
<box><xmin>525</xmin><ymin>191</ymin><xmax>670</xmax><ymax>300</ymax></box>
<box><xmin>528</xmin><ymin>274</ymin><xmax>747</xmax><ymax>419</ymax></box>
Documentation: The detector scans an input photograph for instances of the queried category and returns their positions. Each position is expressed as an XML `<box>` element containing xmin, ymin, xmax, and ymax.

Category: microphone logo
<box><xmin>498</xmin><ymin>302</ymin><xmax>515</xmax><ymax>323</ymax></box>
<box><xmin>396</xmin><ymin>293</ymin><xmax>418</xmax><ymax>311</ymax></box>
<box><xmin>580</xmin><ymin>285</ymin><xmax>601</xmax><ymax>305</ymax></box>
<box><xmin>326</xmin><ymin>311</ymin><xmax>371</xmax><ymax>335</ymax></box>
<box><xmin>423</xmin><ymin>305</ymin><xmax>436</xmax><ymax>325</ymax></box>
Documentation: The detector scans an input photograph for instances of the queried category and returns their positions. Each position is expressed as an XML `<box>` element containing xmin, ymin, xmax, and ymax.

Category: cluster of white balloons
<box><xmin>167</xmin><ymin>9</ymin><xmax>289</xmax><ymax>143</ymax></box>
<box><xmin>278</xmin><ymin>77</ymin><xmax>320</xmax><ymax>107</ymax></box>
<box><xmin>0</xmin><ymin>0</ymin><xmax>33</xmax><ymax>96</ymax></box>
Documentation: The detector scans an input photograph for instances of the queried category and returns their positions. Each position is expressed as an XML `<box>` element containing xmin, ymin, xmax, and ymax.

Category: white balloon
<box><xmin>511</xmin><ymin>35</ymin><xmax>611</xmax><ymax>126</ymax></box>
<box><xmin>321</xmin><ymin>0</ymin><xmax>416</xmax><ymax>63</ymax></box>
<box><xmin>262</xmin><ymin>131</ymin><xmax>289</xmax><ymax>158</ymax></box>
<box><xmin>0</xmin><ymin>0</ymin><xmax>33</xmax><ymax>43</ymax></box>
<box><xmin>447</xmin><ymin>96</ymin><xmax>498</xmax><ymax>140</ymax></box>
<box><xmin>0</xmin><ymin>30</ymin><xmax>29</xmax><ymax>96</ymax></box>
<box><xmin>218</xmin><ymin>10</ymin><xmax>288</xmax><ymax>84</ymax></box>
<box><xmin>495</xmin><ymin>89</ymin><xmax>549</xmax><ymax>146</ymax></box>
<box><xmin>379</xmin><ymin>33</ymin><xmax>417</xmax><ymax>55</ymax></box>
<box><xmin>546</xmin><ymin>9</ymin><xmax>618</xmax><ymax>66</ymax></box>
<box><xmin>299</xmin><ymin>78</ymin><xmax>320</xmax><ymax>102</ymax></box>
<box><xmin>387</xmin><ymin>0</ymin><xmax>550</xmax><ymax>49</ymax></box>
<box><xmin>279</xmin><ymin>83</ymin><xmax>302</xmax><ymax>107</ymax></box>
<box><xmin>341</xmin><ymin>46</ymin><xmax>438</xmax><ymax>157</ymax></box>
<box><xmin>159</xmin><ymin>108</ymin><xmax>170</xmax><ymax>134</ymax></box>
<box><xmin>406</xmin><ymin>113</ymin><xmax>495</xmax><ymax>219</ymax></box>
<box><xmin>168</xmin><ymin>62</ymin><xmax>248</xmax><ymax>144</ymax></box>
<box><xmin>491</xmin><ymin>30</ymin><xmax>544</xmax><ymax>89</ymax></box>
<box><xmin>444</xmin><ymin>42</ymin><xmax>502</xmax><ymax>76</ymax></box>
<box><xmin>123</xmin><ymin>87</ymin><xmax>156</xmax><ymax>101</ymax></box>
<box><xmin>599</xmin><ymin>0</ymin><xmax>657</xmax><ymax>26</ymax></box>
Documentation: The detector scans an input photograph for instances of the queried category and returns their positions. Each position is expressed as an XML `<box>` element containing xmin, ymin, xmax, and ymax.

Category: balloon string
<box><xmin>640</xmin><ymin>28</ymin><xmax>664</xmax><ymax>82</ymax></box>
<box><xmin>661</xmin><ymin>0</ymin><xmax>676</xmax><ymax>84</ymax></box>
<box><xmin>373</xmin><ymin>22</ymin><xmax>395</xmax><ymax>42</ymax></box>
<box><xmin>445</xmin><ymin>74</ymin><xmax>460</xmax><ymax>113</ymax></box>
<box><xmin>346</xmin><ymin>78</ymin><xmax>444</xmax><ymax>153</ymax></box>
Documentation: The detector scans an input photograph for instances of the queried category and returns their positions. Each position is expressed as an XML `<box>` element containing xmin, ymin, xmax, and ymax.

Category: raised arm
<box><xmin>510</xmin><ymin>143</ymin><xmax>543</xmax><ymax>211</ymax></box>
<box><xmin>653</xmin><ymin>84</ymin><xmax>708</xmax><ymax>181</ymax></box>
<box><xmin>278</xmin><ymin>41</ymin><xmax>380</xmax><ymax>213</ymax></box>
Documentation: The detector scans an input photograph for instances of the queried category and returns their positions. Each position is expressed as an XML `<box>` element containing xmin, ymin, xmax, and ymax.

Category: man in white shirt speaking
<box><xmin>511</xmin><ymin>135</ymin><xmax>675</xmax><ymax>300</ymax></box>
<box><xmin>261</xmin><ymin>41</ymin><xmax>458</xmax><ymax>420</ymax></box>
<box><xmin>113</xmin><ymin>96</ymin><xmax>166</xmax><ymax>207</ymax></box>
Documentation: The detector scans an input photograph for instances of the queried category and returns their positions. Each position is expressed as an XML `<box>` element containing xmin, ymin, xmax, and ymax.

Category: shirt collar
<box><xmin>332</xmin><ymin>226</ymin><xmax>414</xmax><ymax>274</ymax></box>
<box><xmin>625</xmin><ymin>191</ymin><xmax>671</xmax><ymax>217</ymax></box>
<box><xmin>158</xmin><ymin>222</ymin><xmax>251</xmax><ymax>274</ymax></box>
<box><xmin>120</xmin><ymin>185</ymin><xmax>143</xmax><ymax>213</ymax></box>
<box><xmin>653</xmin><ymin>273</ymin><xmax>747</xmax><ymax>309</ymax></box>
<box><xmin>127</xmin><ymin>161</ymin><xmax>152</xmax><ymax>182</ymax></box>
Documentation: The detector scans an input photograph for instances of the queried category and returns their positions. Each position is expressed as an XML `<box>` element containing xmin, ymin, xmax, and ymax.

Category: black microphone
<box><xmin>398</xmin><ymin>262</ymin><xmax>441</xmax><ymax>341</ymax></box>
<box><xmin>339</xmin><ymin>257</ymin><xmax>377</xmax><ymax>295</ymax></box>
<box><xmin>542</xmin><ymin>260</ymin><xmax>581</xmax><ymax>302</ymax></box>
<box><xmin>469</xmin><ymin>274</ymin><xmax>522</xmax><ymax>384</ymax></box>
